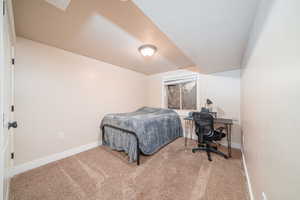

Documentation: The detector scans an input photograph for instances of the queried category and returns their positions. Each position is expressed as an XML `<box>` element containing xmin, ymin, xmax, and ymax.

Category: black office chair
<box><xmin>192</xmin><ymin>112</ymin><xmax>228</xmax><ymax>161</ymax></box>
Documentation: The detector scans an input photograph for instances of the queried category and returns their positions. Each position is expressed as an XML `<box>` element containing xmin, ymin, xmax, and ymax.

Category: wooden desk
<box><xmin>183</xmin><ymin>116</ymin><xmax>233</xmax><ymax>157</ymax></box>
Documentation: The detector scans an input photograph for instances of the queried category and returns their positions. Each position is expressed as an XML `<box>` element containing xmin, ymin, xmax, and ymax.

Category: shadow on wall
<box><xmin>89</xmin><ymin>0</ymin><xmax>193</xmax><ymax>67</ymax></box>
<box><xmin>205</xmin><ymin>70</ymin><xmax>240</xmax><ymax>79</ymax></box>
<box><xmin>13</xmin><ymin>0</ymin><xmax>194</xmax><ymax>73</ymax></box>
<box><xmin>214</xmin><ymin>122</ymin><xmax>241</xmax><ymax>148</ymax></box>
<box><xmin>242</xmin><ymin>0</ymin><xmax>276</xmax><ymax>67</ymax></box>
<box><xmin>215</xmin><ymin>106</ymin><xmax>225</xmax><ymax>118</ymax></box>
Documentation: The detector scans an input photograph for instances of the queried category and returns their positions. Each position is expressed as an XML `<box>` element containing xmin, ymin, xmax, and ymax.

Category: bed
<box><xmin>100</xmin><ymin>107</ymin><xmax>183</xmax><ymax>165</ymax></box>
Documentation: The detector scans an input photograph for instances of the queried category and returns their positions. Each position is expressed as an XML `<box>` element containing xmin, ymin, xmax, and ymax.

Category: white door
<box><xmin>1</xmin><ymin>0</ymin><xmax>16</xmax><ymax>200</ymax></box>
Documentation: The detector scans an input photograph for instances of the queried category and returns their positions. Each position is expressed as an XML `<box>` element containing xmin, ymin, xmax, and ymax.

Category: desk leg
<box><xmin>185</xmin><ymin>120</ymin><xmax>188</xmax><ymax>147</ymax></box>
<box><xmin>190</xmin><ymin>121</ymin><xmax>193</xmax><ymax>141</ymax></box>
<box><xmin>226</xmin><ymin>124</ymin><xmax>232</xmax><ymax>158</ymax></box>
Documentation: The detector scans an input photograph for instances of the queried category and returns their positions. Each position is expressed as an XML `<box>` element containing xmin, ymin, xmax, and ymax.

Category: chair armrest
<box><xmin>216</xmin><ymin>127</ymin><xmax>225</xmax><ymax>133</ymax></box>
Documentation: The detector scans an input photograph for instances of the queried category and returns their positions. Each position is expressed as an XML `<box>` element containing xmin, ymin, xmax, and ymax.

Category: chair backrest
<box><xmin>200</xmin><ymin>107</ymin><xmax>209</xmax><ymax>113</ymax></box>
<box><xmin>192</xmin><ymin>112</ymin><xmax>214</xmax><ymax>135</ymax></box>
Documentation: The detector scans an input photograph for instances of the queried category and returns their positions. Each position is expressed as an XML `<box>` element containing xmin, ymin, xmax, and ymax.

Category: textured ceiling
<box><xmin>12</xmin><ymin>0</ymin><xmax>194</xmax><ymax>74</ymax></box>
<box><xmin>133</xmin><ymin>0</ymin><xmax>260</xmax><ymax>73</ymax></box>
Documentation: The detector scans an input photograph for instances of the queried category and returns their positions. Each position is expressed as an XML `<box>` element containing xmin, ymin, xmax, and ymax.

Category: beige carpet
<box><xmin>10</xmin><ymin>138</ymin><xmax>249</xmax><ymax>200</ymax></box>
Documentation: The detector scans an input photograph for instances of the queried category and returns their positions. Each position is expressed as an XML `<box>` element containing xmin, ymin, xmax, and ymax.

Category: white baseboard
<box><xmin>242</xmin><ymin>153</ymin><xmax>254</xmax><ymax>200</ymax></box>
<box><xmin>5</xmin><ymin>179</ymin><xmax>10</xmax><ymax>200</ymax></box>
<box><xmin>220</xmin><ymin>141</ymin><xmax>241</xmax><ymax>149</ymax></box>
<box><xmin>10</xmin><ymin>141</ymin><xmax>100</xmax><ymax>177</ymax></box>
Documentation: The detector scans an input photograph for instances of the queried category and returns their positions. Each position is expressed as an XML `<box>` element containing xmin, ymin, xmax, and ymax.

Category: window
<box><xmin>167</xmin><ymin>84</ymin><xmax>181</xmax><ymax>109</ymax></box>
<box><xmin>164</xmin><ymin>75</ymin><xmax>197</xmax><ymax>110</ymax></box>
<box><xmin>181</xmin><ymin>81</ymin><xmax>197</xmax><ymax>110</ymax></box>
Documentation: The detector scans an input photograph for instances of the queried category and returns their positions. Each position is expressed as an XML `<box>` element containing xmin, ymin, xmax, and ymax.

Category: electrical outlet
<box><xmin>262</xmin><ymin>192</ymin><xmax>268</xmax><ymax>200</ymax></box>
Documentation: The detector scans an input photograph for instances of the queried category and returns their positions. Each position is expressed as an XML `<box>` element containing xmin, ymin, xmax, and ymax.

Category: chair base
<box><xmin>192</xmin><ymin>144</ymin><xmax>228</xmax><ymax>161</ymax></box>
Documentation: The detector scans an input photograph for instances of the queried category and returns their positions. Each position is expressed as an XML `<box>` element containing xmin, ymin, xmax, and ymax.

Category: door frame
<box><xmin>1</xmin><ymin>0</ymin><xmax>16</xmax><ymax>200</ymax></box>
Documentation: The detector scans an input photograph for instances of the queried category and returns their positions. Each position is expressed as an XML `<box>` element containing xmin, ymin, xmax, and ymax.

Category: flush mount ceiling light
<box><xmin>138</xmin><ymin>44</ymin><xmax>157</xmax><ymax>57</ymax></box>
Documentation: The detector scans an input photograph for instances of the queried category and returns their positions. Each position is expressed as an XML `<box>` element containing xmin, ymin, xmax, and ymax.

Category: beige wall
<box><xmin>241</xmin><ymin>1</ymin><xmax>300</xmax><ymax>199</ymax></box>
<box><xmin>14</xmin><ymin>37</ymin><xmax>147</xmax><ymax>165</ymax></box>
<box><xmin>147</xmin><ymin>69</ymin><xmax>241</xmax><ymax>146</ymax></box>
<box><xmin>14</xmin><ymin>38</ymin><xmax>242</xmax><ymax>166</ymax></box>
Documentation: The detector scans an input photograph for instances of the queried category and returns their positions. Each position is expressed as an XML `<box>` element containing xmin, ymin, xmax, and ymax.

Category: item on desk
<box><xmin>206</xmin><ymin>98</ymin><xmax>214</xmax><ymax>112</ymax></box>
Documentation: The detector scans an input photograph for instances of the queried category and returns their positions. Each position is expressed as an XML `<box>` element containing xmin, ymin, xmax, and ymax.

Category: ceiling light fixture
<box><xmin>138</xmin><ymin>44</ymin><xmax>157</xmax><ymax>57</ymax></box>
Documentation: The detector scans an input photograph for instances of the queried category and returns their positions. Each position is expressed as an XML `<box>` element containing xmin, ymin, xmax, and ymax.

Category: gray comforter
<box><xmin>100</xmin><ymin>107</ymin><xmax>183</xmax><ymax>162</ymax></box>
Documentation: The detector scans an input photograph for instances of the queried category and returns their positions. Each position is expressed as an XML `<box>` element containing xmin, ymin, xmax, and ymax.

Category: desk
<box><xmin>183</xmin><ymin>116</ymin><xmax>233</xmax><ymax>157</ymax></box>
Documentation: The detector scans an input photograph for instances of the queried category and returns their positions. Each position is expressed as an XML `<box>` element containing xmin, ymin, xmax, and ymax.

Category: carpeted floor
<box><xmin>10</xmin><ymin>138</ymin><xmax>249</xmax><ymax>200</ymax></box>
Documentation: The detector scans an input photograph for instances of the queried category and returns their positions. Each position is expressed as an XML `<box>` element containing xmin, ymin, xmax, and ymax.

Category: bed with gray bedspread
<box><xmin>100</xmin><ymin>107</ymin><xmax>183</xmax><ymax>164</ymax></box>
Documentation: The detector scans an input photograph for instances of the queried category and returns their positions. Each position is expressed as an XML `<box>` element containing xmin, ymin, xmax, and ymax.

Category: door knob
<box><xmin>8</xmin><ymin>121</ymin><xmax>18</xmax><ymax>129</ymax></box>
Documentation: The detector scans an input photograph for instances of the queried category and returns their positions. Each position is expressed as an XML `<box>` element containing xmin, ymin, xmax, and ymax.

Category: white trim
<box><xmin>220</xmin><ymin>141</ymin><xmax>241</xmax><ymax>150</ymax></box>
<box><xmin>161</xmin><ymin>79</ymin><xmax>165</xmax><ymax>108</ymax></box>
<box><xmin>242</xmin><ymin>153</ymin><xmax>254</xmax><ymax>200</ymax></box>
<box><xmin>5</xmin><ymin>179</ymin><xmax>10</xmax><ymax>200</ymax></box>
<box><xmin>10</xmin><ymin>141</ymin><xmax>100</xmax><ymax>177</ymax></box>
<box><xmin>6</xmin><ymin>0</ymin><xmax>16</xmax><ymax>45</ymax></box>
<box><xmin>163</xmin><ymin>73</ymin><xmax>199</xmax><ymax>83</ymax></box>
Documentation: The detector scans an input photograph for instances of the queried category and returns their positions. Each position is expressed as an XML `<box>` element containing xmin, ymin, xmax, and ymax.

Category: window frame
<box><xmin>162</xmin><ymin>73</ymin><xmax>199</xmax><ymax>111</ymax></box>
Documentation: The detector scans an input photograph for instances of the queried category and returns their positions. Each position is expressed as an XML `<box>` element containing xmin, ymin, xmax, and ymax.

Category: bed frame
<box><xmin>101</xmin><ymin>124</ymin><xmax>141</xmax><ymax>165</ymax></box>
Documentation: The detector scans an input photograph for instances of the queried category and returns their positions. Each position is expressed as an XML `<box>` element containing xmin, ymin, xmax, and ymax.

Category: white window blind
<box><xmin>163</xmin><ymin>74</ymin><xmax>198</xmax><ymax>85</ymax></box>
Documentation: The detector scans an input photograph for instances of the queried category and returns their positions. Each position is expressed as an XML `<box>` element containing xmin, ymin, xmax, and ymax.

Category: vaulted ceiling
<box><xmin>13</xmin><ymin>0</ymin><xmax>259</xmax><ymax>74</ymax></box>
<box><xmin>12</xmin><ymin>0</ymin><xmax>194</xmax><ymax>74</ymax></box>
<box><xmin>133</xmin><ymin>0</ymin><xmax>260</xmax><ymax>73</ymax></box>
